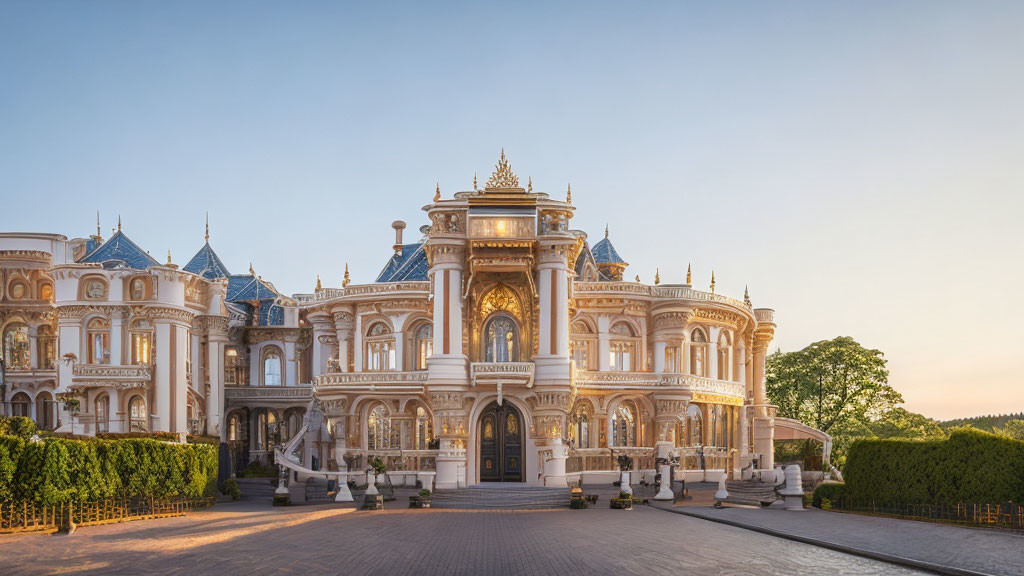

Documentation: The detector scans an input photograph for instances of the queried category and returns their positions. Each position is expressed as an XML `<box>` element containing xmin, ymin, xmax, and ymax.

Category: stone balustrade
<box><xmin>224</xmin><ymin>385</ymin><xmax>313</xmax><ymax>400</ymax></box>
<box><xmin>574</xmin><ymin>371</ymin><xmax>745</xmax><ymax>399</ymax></box>
<box><xmin>315</xmin><ymin>371</ymin><xmax>428</xmax><ymax>388</ymax></box>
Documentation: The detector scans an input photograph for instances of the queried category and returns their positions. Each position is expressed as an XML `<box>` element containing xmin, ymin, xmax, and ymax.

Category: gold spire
<box><xmin>744</xmin><ymin>285</ymin><xmax>751</xmax><ymax>306</ymax></box>
<box><xmin>710</xmin><ymin>271</ymin><xmax>716</xmax><ymax>294</ymax></box>
<box><xmin>434</xmin><ymin>182</ymin><xmax>440</xmax><ymax>202</ymax></box>
<box><xmin>96</xmin><ymin>211</ymin><xmax>101</xmax><ymax>237</ymax></box>
<box><xmin>566</xmin><ymin>182</ymin><xmax>571</xmax><ymax>204</ymax></box>
<box><xmin>605</xmin><ymin>224</ymin><xmax>609</xmax><ymax>239</ymax></box>
<box><xmin>167</xmin><ymin>250</ymin><xmax>172</xmax><ymax>265</ymax></box>
<box><xmin>204</xmin><ymin>212</ymin><xmax>210</xmax><ymax>243</ymax></box>
<box><xmin>249</xmin><ymin>262</ymin><xmax>255</xmax><ymax>275</ymax></box>
<box><xmin>473</xmin><ymin>171</ymin><xmax>478</xmax><ymax>190</ymax></box>
<box><xmin>342</xmin><ymin>263</ymin><xmax>351</xmax><ymax>287</ymax></box>
<box><xmin>686</xmin><ymin>263</ymin><xmax>692</xmax><ymax>284</ymax></box>
<box><xmin>528</xmin><ymin>176</ymin><xmax>533</xmax><ymax>193</ymax></box>
<box><xmin>117</xmin><ymin>215</ymin><xmax>122</xmax><ymax>232</ymax></box>
<box><xmin>316</xmin><ymin>274</ymin><xmax>322</xmax><ymax>291</ymax></box>
<box><xmin>655</xmin><ymin>268</ymin><xmax>661</xmax><ymax>285</ymax></box>
<box><xmin>635</xmin><ymin>274</ymin><xmax>640</xmax><ymax>282</ymax></box>
<box><xmin>484</xmin><ymin>148</ymin><xmax>520</xmax><ymax>189</ymax></box>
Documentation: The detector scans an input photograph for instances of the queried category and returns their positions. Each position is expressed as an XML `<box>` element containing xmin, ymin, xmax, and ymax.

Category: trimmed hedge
<box><xmin>843</xmin><ymin>428</ymin><xmax>1024</xmax><ymax>506</ymax></box>
<box><xmin>811</xmin><ymin>482</ymin><xmax>846</xmax><ymax>509</ymax></box>
<box><xmin>0</xmin><ymin>417</ymin><xmax>36</xmax><ymax>440</ymax></box>
<box><xmin>0</xmin><ymin>434</ymin><xmax>217</xmax><ymax>505</ymax></box>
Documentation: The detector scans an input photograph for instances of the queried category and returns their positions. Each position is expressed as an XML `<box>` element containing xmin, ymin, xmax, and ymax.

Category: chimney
<box><xmin>392</xmin><ymin>220</ymin><xmax>406</xmax><ymax>256</ymax></box>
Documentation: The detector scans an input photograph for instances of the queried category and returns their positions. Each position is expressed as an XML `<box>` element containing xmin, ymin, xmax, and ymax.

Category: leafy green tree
<box><xmin>866</xmin><ymin>407</ymin><xmax>946</xmax><ymax>440</ymax></box>
<box><xmin>995</xmin><ymin>419</ymin><xmax>1024</xmax><ymax>441</ymax></box>
<box><xmin>767</xmin><ymin>336</ymin><xmax>901</xmax><ymax>434</ymax></box>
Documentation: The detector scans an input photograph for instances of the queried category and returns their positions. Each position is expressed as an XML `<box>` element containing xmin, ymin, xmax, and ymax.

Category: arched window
<box><xmin>35</xmin><ymin>391</ymin><xmax>54</xmax><ymax>431</ymax></box>
<box><xmin>483</xmin><ymin>314</ymin><xmax>519</xmax><ymax>362</ymax></box>
<box><xmin>87</xmin><ymin>318</ymin><xmax>110</xmax><ymax>364</ymax></box>
<box><xmin>37</xmin><ymin>325</ymin><xmax>56</xmax><ymax>370</ymax></box>
<box><xmin>10</xmin><ymin>392</ymin><xmax>30</xmax><ymax>418</ymax></box>
<box><xmin>415</xmin><ymin>406</ymin><xmax>431</xmax><ymax>450</ymax></box>
<box><xmin>2</xmin><ymin>323</ymin><xmax>30</xmax><ymax>370</ymax></box>
<box><xmin>686</xmin><ymin>404</ymin><xmax>703</xmax><ymax>447</ymax></box>
<box><xmin>717</xmin><ymin>331</ymin><xmax>730</xmax><ymax>380</ymax></box>
<box><xmin>569</xmin><ymin>404</ymin><xmax>590</xmax><ymax>449</ymax></box>
<box><xmin>281</xmin><ymin>409</ymin><xmax>303</xmax><ymax>443</ymax></box>
<box><xmin>571</xmin><ymin>321</ymin><xmax>596</xmax><ymax>371</ymax></box>
<box><xmin>367</xmin><ymin>404</ymin><xmax>397</xmax><ymax>450</ymax></box>
<box><xmin>129</xmin><ymin>395</ymin><xmax>147</xmax><ymax>432</ymax></box>
<box><xmin>129</xmin><ymin>319</ymin><xmax>153</xmax><ymax>365</ymax></box>
<box><xmin>365</xmin><ymin>322</ymin><xmax>395</xmax><ymax>371</ymax></box>
<box><xmin>224</xmin><ymin>347</ymin><xmax>244</xmax><ymax>385</ymax></box>
<box><xmin>263</xmin><ymin>348</ymin><xmax>282</xmax><ymax>386</ymax></box>
<box><xmin>689</xmin><ymin>328</ymin><xmax>708</xmax><ymax>377</ymax></box>
<box><xmin>227</xmin><ymin>412</ymin><xmax>243</xmax><ymax>442</ymax></box>
<box><xmin>608</xmin><ymin>322</ymin><xmax>637</xmax><ymax>372</ymax></box>
<box><xmin>611</xmin><ymin>401</ymin><xmax>638</xmax><ymax>447</ymax></box>
<box><xmin>95</xmin><ymin>394</ymin><xmax>110</xmax><ymax>434</ymax></box>
<box><xmin>413</xmin><ymin>323</ymin><xmax>433</xmax><ymax>370</ymax></box>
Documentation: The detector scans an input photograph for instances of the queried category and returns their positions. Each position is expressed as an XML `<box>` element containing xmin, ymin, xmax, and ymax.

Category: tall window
<box><xmin>224</xmin><ymin>348</ymin><xmax>244</xmax><ymax>385</ymax></box>
<box><xmin>413</xmin><ymin>323</ymin><xmax>432</xmax><ymax>370</ymax></box>
<box><xmin>717</xmin><ymin>332</ymin><xmax>730</xmax><ymax>380</ymax></box>
<box><xmin>569</xmin><ymin>405</ymin><xmax>590</xmax><ymax>449</ymax></box>
<box><xmin>611</xmin><ymin>401</ymin><xmax>637</xmax><ymax>447</ymax></box>
<box><xmin>282</xmin><ymin>410</ymin><xmax>303</xmax><ymax>443</ymax></box>
<box><xmin>2</xmin><ymin>323</ymin><xmax>30</xmax><ymax>370</ymax></box>
<box><xmin>415</xmin><ymin>406</ymin><xmax>430</xmax><ymax>450</ymax></box>
<box><xmin>10</xmin><ymin>393</ymin><xmax>30</xmax><ymax>418</ymax></box>
<box><xmin>37</xmin><ymin>325</ymin><xmax>56</xmax><ymax>369</ymax></box>
<box><xmin>256</xmin><ymin>410</ymin><xmax>278</xmax><ymax>450</ymax></box>
<box><xmin>130</xmin><ymin>320</ymin><xmax>152</xmax><ymax>365</ymax></box>
<box><xmin>483</xmin><ymin>315</ymin><xmax>519</xmax><ymax>362</ymax></box>
<box><xmin>689</xmin><ymin>328</ymin><xmax>708</xmax><ymax>377</ymax></box>
<box><xmin>263</xmin><ymin>348</ymin><xmax>282</xmax><ymax>386</ymax></box>
<box><xmin>665</xmin><ymin>346</ymin><xmax>680</xmax><ymax>373</ymax></box>
<box><xmin>227</xmin><ymin>412</ymin><xmax>243</xmax><ymax>442</ymax></box>
<box><xmin>87</xmin><ymin>318</ymin><xmax>110</xmax><ymax>364</ymax></box>
<box><xmin>95</xmin><ymin>395</ymin><xmax>110</xmax><ymax>434</ymax></box>
<box><xmin>366</xmin><ymin>322</ymin><xmax>395</xmax><ymax>371</ymax></box>
<box><xmin>35</xmin><ymin>391</ymin><xmax>54</xmax><ymax>431</ymax></box>
<box><xmin>686</xmin><ymin>404</ymin><xmax>703</xmax><ymax>446</ymax></box>
<box><xmin>367</xmin><ymin>404</ymin><xmax>397</xmax><ymax>450</ymax></box>
<box><xmin>608</xmin><ymin>322</ymin><xmax>637</xmax><ymax>372</ymax></box>
<box><xmin>129</xmin><ymin>395</ymin><xmax>147</xmax><ymax>432</ymax></box>
<box><xmin>571</xmin><ymin>321</ymin><xmax>596</xmax><ymax>371</ymax></box>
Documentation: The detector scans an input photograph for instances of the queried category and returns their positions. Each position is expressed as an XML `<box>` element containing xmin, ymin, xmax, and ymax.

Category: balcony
<box><xmin>70</xmin><ymin>364</ymin><xmax>152</xmax><ymax>389</ymax></box>
<box><xmin>224</xmin><ymin>385</ymin><xmax>313</xmax><ymax>401</ymax></box>
<box><xmin>470</xmin><ymin>362</ymin><xmax>535</xmax><ymax>387</ymax></box>
<box><xmin>574</xmin><ymin>371</ymin><xmax>745</xmax><ymax>402</ymax></box>
<box><xmin>315</xmin><ymin>371</ymin><xmax>428</xmax><ymax>390</ymax></box>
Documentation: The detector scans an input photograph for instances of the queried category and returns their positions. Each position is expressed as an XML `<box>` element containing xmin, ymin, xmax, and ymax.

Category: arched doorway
<box><xmin>479</xmin><ymin>402</ymin><xmax>524</xmax><ymax>482</ymax></box>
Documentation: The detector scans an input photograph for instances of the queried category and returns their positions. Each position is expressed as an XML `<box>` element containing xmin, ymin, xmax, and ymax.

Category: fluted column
<box><xmin>332</xmin><ymin>308</ymin><xmax>354</xmax><ymax>373</ymax></box>
<box><xmin>207</xmin><ymin>317</ymin><xmax>228</xmax><ymax>439</ymax></box>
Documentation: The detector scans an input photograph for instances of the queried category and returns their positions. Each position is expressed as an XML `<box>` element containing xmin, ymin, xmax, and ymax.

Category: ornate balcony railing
<box><xmin>470</xmin><ymin>362</ymin><xmax>535</xmax><ymax>387</ymax></box>
<box><xmin>224</xmin><ymin>385</ymin><xmax>313</xmax><ymax>400</ymax></box>
<box><xmin>345</xmin><ymin>449</ymin><xmax>438</xmax><ymax>473</ymax></box>
<box><xmin>315</xmin><ymin>371</ymin><xmax>428</xmax><ymax>389</ymax></box>
<box><xmin>298</xmin><ymin>282</ymin><xmax>432</xmax><ymax>303</ymax></box>
<box><xmin>565</xmin><ymin>447</ymin><xmax>656</xmax><ymax>473</ymax></box>
<box><xmin>574</xmin><ymin>371</ymin><xmax>745</xmax><ymax>400</ymax></box>
<box><xmin>70</xmin><ymin>364</ymin><xmax>152</xmax><ymax>388</ymax></box>
<box><xmin>574</xmin><ymin>282</ymin><xmax>751</xmax><ymax>310</ymax></box>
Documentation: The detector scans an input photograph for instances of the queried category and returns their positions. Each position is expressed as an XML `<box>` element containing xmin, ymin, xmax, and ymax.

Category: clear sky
<box><xmin>2</xmin><ymin>1</ymin><xmax>1022</xmax><ymax>420</ymax></box>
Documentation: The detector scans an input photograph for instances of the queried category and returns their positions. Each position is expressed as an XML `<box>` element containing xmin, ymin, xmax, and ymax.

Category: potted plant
<box><xmin>610</xmin><ymin>491</ymin><xmax>633</xmax><ymax>510</ymax></box>
<box><xmin>410</xmin><ymin>488</ymin><xmax>432</xmax><ymax>509</ymax></box>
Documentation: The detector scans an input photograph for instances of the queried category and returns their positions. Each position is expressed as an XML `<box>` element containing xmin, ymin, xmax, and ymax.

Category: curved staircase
<box><xmin>430</xmin><ymin>484</ymin><xmax>570</xmax><ymax>510</ymax></box>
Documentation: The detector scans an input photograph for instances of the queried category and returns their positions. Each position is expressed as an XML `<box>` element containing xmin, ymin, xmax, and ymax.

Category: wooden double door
<box><xmin>479</xmin><ymin>402</ymin><xmax>524</xmax><ymax>482</ymax></box>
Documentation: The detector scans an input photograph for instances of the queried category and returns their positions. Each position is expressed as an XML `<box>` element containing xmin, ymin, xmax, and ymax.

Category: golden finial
<box><xmin>655</xmin><ymin>268</ymin><xmax>661</xmax><ymax>285</ymax></box>
<box><xmin>485</xmin><ymin>148</ymin><xmax>520</xmax><ymax>189</ymax></box>
<box><xmin>528</xmin><ymin>176</ymin><xmax>533</xmax><ymax>193</ymax></box>
<box><xmin>96</xmin><ymin>211</ymin><xmax>101</xmax><ymax>237</ymax></box>
<box><xmin>434</xmin><ymin>182</ymin><xmax>440</xmax><ymax>202</ymax></box>
<box><xmin>686</xmin><ymin>263</ymin><xmax>692</xmax><ymax>285</ymax></box>
<box><xmin>167</xmin><ymin>250</ymin><xmax>172</xmax><ymax>265</ymax></box>
<box><xmin>249</xmin><ymin>262</ymin><xmax>254</xmax><ymax>275</ymax></box>
<box><xmin>744</xmin><ymin>285</ymin><xmax>751</xmax><ymax>306</ymax></box>
<box><xmin>605</xmin><ymin>224</ymin><xmax>609</xmax><ymax>239</ymax></box>
<box><xmin>117</xmin><ymin>215</ymin><xmax>122</xmax><ymax>232</ymax></box>
<box><xmin>316</xmin><ymin>274</ymin><xmax>322</xmax><ymax>291</ymax></box>
<box><xmin>342</xmin><ymin>263</ymin><xmax>351</xmax><ymax>287</ymax></box>
<box><xmin>566</xmin><ymin>182</ymin><xmax>571</xmax><ymax>203</ymax></box>
<box><xmin>635</xmin><ymin>275</ymin><xmax>640</xmax><ymax>282</ymax></box>
<box><xmin>205</xmin><ymin>212</ymin><xmax>210</xmax><ymax>243</ymax></box>
<box><xmin>473</xmin><ymin>171</ymin><xmax>478</xmax><ymax>190</ymax></box>
<box><xmin>710</xmin><ymin>271</ymin><xmax>716</xmax><ymax>294</ymax></box>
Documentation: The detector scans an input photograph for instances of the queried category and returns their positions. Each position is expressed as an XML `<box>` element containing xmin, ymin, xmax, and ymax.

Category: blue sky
<box><xmin>2</xmin><ymin>1</ymin><xmax>1022</xmax><ymax>419</ymax></box>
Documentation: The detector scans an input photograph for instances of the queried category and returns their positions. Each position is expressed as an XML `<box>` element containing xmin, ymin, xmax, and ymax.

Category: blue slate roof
<box><xmin>591</xmin><ymin>237</ymin><xmax>626</xmax><ymax>265</ymax></box>
<box><xmin>183</xmin><ymin>243</ymin><xmax>231</xmax><ymax>280</ymax></box>
<box><xmin>79</xmin><ymin>231</ymin><xmax>160</xmax><ymax>269</ymax></box>
<box><xmin>226</xmin><ymin>274</ymin><xmax>279</xmax><ymax>302</ymax></box>
<box><xmin>258</xmin><ymin>298</ymin><xmax>284</xmax><ymax>326</ymax></box>
<box><xmin>376</xmin><ymin>243</ymin><xmax>428</xmax><ymax>282</ymax></box>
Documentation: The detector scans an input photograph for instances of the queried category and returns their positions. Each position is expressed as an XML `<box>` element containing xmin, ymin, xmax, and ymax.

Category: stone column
<box><xmin>309</xmin><ymin>314</ymin><xmax>333</xmax><ymax>376</ymax></box>
<box><xmin>28</xmin><ymin>325</ymin><xmax>39</xmax><ymax>369</ymax></box>
<box><xmin>752</xmin><ymin>309</ymin><xmax>776</xmax><ymax>469</ymax></box>
<box><xmin>536</xmin><ymin>244</ymin><xmax>572</xmax><ymax>384</ymax></box>
<box><xmin>430</xmin><ymin>392</ymin><xmax>468</xmax><ymax>489</ymax></box>
<box><xmin>109</xmin><ymin>387</ymin><xmax>122</xmax><ymax>433</ymax></box>
<box><xmin>110</xmin><ymin>310</ymin><xmax>124</xmax><ymax>365</ymax></box>
<box><xmin>653</xmin><ymin>341</ymin><xmax>666</xmax><ymax>373</ymax></box>
<box><xmin>207</xmin><ymin>317</ymin><xmax>228</xmax><ymax>439</ymax></box>
<box><xmin>426</xmin><ymin>241</ymin><xmax>467</xmax><ymax>384</ymax></box>
<box><xmin>708</xmin><ymin>326</ymin><xmax>720</xmax><ymax>380</ymax></box>
<box><xmin>283</xmin><ymin>337</ymin><xmax>297</xmax><ymax>386</ymax></box>
<box><xmin>153</xmin><ymin>313</ymin><xmax>191</xmax><ymax>434</ymax></box>
<box><xmin>597</xmin><ymin>315</ymin><xmax>610</xmax><ymax>371</ymax></box>
<box><xmin>332</xmin><ymin>307</ymin><xmax>354</xmax><ymax>373</ymax></box>
<box><xmin>352</xmin><ymin>314</ymin><xmax>363</xmax><ymax>372</ymax></box>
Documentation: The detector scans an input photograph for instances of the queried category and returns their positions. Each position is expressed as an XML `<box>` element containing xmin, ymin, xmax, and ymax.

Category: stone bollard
<box><xmin>777</xmin><ymin>464</ymin><xmax>805</xmax><ymax>511</ymax></box>
<box><xmin>335</xmin><ymin>472</ymin><xmax>354</xmax><ymax>502</ymax></box>
<box><xmin>620</xmin><ymin>471</ymin><xmax>633</xmax><ymax>496</ymax></box>
<box><xmin>365</xmin><ymin>471</ymin><xmax>379</xmax><ymax>496</ymax></box>
<box><xmin>714</xmin><ymin>475</ymin><xmax>729</xmax><ymax>507</ymax></box>
<box><xmin>654</xmin><ymin>464</ymin><xmax>674</xmax><ymax>500</ymax></box>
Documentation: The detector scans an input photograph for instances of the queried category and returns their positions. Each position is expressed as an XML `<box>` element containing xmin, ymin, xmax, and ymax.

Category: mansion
<box><xmin>0</xmin><ymin>152</ymin><xmax>802</xmax><ymax>489</ymax></box>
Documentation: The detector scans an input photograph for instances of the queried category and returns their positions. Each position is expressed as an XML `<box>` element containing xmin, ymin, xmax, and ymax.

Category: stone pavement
<box><xmin>0</xmin><ymin>497</ymin><xmax>925</xmax><ymax>576</ymax></box>
<box><xmin>653</xmin><ymin>501</ymin><xmax>1023</xmax><ymax>576</ymax></box>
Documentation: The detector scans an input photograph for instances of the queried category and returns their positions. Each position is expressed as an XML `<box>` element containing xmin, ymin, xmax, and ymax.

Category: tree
<box><xmin>767</xmin><ymin>336</ymin><xmax>901</xmax><ymax>434</ymax></box>
<box><xmin>995</xmin><ymin>420</ymin><xmax>1024</xmax><ymax>441</ymax></box>
<box><xmin>866</xmin><ymin>407</ymin><xmax>946</xmax><ymax>440</ymax></box>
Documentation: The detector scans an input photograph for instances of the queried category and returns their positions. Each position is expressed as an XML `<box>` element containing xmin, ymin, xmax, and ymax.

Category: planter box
<box><xmin>408</xmin><ymin>496</ymin><xmax>432</xmax><ymax>509</ymax></box>
<box><xmin>610</xmin><ymin>498</ymin><xmax>633</xmax><ymax>510</ymax></box>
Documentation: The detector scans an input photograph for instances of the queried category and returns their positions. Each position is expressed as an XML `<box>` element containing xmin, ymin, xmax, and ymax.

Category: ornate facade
<box><xmin>0</xmin><ymin>152</ymin><xmax>793</xmax><ymax>487</ymax></box>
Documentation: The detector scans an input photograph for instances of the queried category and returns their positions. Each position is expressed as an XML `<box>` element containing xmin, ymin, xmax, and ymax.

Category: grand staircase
<box><xmin>724</xmin><ymin>479</ymin><xmax>780</xmax><ymax>507</ymax></box>
<box><xmin>430</xmin><ymin>484</ymin><xmax>571</xmax><ymax>510</ymax></box>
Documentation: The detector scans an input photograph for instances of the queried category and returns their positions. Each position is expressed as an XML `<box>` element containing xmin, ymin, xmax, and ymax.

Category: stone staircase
<box><xmin>430</xmin><ymin>484</ymin><xmax>571</xmax><ymax>510</ymax></box>
<box><xmin>724</xmin><ymin>479</ymin><xmax>780</xmax><ymax>507</ymax></box>
<box><xmin>237</xmin><ymin>478</ymin><xmax>278</xmax><ymax>501</ymax></box>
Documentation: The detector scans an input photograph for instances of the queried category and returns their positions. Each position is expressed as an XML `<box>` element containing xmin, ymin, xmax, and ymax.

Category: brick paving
<box><xmin>656</xmin><ymin>501</ymin><xmax>1024</xmax><ymax>576</ymax></box>
<box><xmin>0</xmin><ymin>496</ymin><xmax>927</xmax><ymax>576</ymax></box>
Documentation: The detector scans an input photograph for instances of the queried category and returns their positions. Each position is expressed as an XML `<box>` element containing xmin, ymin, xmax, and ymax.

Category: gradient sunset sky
<box><xmin>2</xmin><ymin>1</ymin><xmax>1022</xmax><ymax>420</ymax></box>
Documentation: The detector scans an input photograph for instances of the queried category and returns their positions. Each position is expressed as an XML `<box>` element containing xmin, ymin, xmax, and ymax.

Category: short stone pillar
<box><xmin>365</xmin><ymin>471</ymin><xmax>379</xmax><ymax>496</ymax></box>
<box><xmin>334</xmin><ymin>472</ymin><xmax>353</xmax><ymax>502</ymax></box>
<box><xmin>419</xmin><ymin>474</ymin><xmax>434</xmax><ymax>492</ymax></box>
<box><xmin>777</xmin><ymin>464</ymin><xmax>805</xmax><ymax>511</ymax></box>
<box><xmin>654</xmin><ymin>464</ymin><xmax>674</xmax><ymax>500</ymax></box>
<box><xmin>620</xmin><ymin>471</ymin><xmax>633</xmax><ymax>495</ymax></box>
<box><xmin>542</xmin><ymin>439</ymin><xmax>569</xmax><ymax>487</ymax></box>
<box><xmin>275</xmin><ymin>465</ymin><xmax>289</xmax><ymax>496</ymax></box>
<box><xmin>714</xmin><ymin>475</ymin><xmax>729</xmax><ymax>506</ymax></box>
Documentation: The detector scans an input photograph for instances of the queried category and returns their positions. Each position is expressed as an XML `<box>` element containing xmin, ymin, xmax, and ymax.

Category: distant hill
<box><xmin>940</xmin><ymin>412</ymin><xmax>1024</xmax><ymax>432</ymax></box>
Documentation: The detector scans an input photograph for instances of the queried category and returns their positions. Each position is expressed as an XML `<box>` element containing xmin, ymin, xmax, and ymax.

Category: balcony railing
<box><xmin>565</xmin><ymin>447</ymin><xmax>656</xmax><ymax>473</ymax></box>
<box><xmin>70</xmin><ymin>364</ymin><xmax>152</xmax><ymax>387</ymax></box>
<box><xmin>574</xmin><ymin>371</ymin><xmax>745</xmax><ymax>399</ymax></box>
<box><xmin>315</xmin><ymin>371</ymin><xmax>428</xmax><ymax>389</ymax></box>
<box><xmin>224</xmin><ymin>385</ymin><xmax>313</xmax><ymax>400</ymax></box>
<box><xmin>574</xmin><ymin>282</ymin><xmax>751</xmax><ymax>310</ymax></box>
<box><xmin>470</xmin><ymin>362</ymin><xmax>535</xmax><ymax>387</ymax></box>
<box><xmin>345</xmin><ymin>449</ymin><xmax>438</xmax><ymax>473</ymax></box>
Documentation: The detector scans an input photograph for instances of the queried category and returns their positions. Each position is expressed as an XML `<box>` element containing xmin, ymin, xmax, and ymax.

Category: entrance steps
<box><xmin>431</xmin><ymin>484</ymin><xmax>570</xmax><ymax>510</ymax></box>
<box><xmin>724</xmin><ymin>479</ymin><xmax>780</xmax><ymax>507</ymax></box>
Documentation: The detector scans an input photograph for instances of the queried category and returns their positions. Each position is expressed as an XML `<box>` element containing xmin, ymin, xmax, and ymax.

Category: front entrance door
<box><xmin>479</xmin><ymin>402</ymin><xmax>524</xmax><ymax>482</ymax></box>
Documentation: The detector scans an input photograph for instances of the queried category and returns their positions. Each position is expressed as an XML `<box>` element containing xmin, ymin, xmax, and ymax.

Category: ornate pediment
<box><xmin>484</xmin><ymin>149</ymin><xmax>522</xmax><ymax>191</ymax></box>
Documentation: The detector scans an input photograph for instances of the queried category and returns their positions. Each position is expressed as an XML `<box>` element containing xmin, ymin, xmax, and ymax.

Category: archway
<box><xmin>478</xmin><ymin>401</ymin><xmax>524</xmax><ymax>482</ymax></box>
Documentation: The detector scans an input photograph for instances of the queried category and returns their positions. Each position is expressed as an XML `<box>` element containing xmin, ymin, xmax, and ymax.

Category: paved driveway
<box><xmin>0</xmin><ymin>498</ymin><xmax>926</xmax><ymax>576</ymax></box>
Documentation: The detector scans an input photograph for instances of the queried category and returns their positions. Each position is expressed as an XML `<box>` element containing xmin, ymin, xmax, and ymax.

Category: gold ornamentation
<box><xmin>566</xmin><ymin>182</ymin><xmax>571</xmax><ymax>203</ymax></box>
<box><xmin>434</xmin><ymin>182</ymin><xmax>440</xmax><ymax>202</ymax></box>
<box><xmin>710</xmin><ymin>271</ymin><xmax>716</xmax><ymax>294</ymax></box>
<box><xmin>342</xmin><ymin>263</ymin><xmax>350</xmax><ymax>287</ymax></box>
<box><xmin>654</xmin><ymin>268</ymin><xmax>660</xmax><ymax>285</ymax></box>
<box><xmin>479</xmin><ymin>284</ymin><xmax>522</xmax><ymax>319</ymax></box>
<box><xmin>686</xmin><ymin>263</ymin><xmax>692</xmax><ymax>285</ymax></box>
<box><xmin>484</xmin><ymin>149</ymin><xmax>520</xmax><ymax>189</ymax></box>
